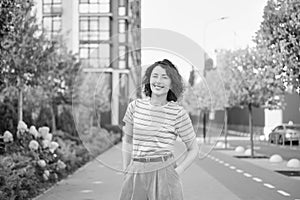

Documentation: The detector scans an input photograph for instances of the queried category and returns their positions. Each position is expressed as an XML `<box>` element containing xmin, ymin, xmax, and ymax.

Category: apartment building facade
<box><xmin>34</xmin><ymin>0</ymin><xmax>141</xmax><ymax>126</ymax></box>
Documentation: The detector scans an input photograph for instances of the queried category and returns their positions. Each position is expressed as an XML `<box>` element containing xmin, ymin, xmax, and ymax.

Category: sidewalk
<box><xmin>35</xmin><ymin>139</ymin><xmax>241</xmax><ymax>200</ymax></box>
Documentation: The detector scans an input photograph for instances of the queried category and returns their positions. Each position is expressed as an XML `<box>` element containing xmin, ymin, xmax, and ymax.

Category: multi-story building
<box><xmin>34</xmin><ymin>0</ymin><xmax>141</xmax><ymax>126</ymax></box>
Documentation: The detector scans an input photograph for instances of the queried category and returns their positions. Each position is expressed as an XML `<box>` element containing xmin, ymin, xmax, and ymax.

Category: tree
<box><xmin>72</xmin><ymin>71</ymin><xmax>111</xmax><ymax>135</ymax></box>
<box><xmin>37</xmin><ymin>37</ymin><xmax>80</xmax><ymax>132</ymax></box>
<box><xmin>231</xmin><ymin>47</ymin><xmax>285</xmax><ymax>156</ymax></box>
<box><xmin>1</xmin><ymin>0</ymin><xmax>47</xmax><ymax>121</ymax></box>
<box><xmin>183</xmin><ymin>78</ymin><xmax>215</xmax><ymax>141</ymax></box>
<box><xmin>255</xmin><ymin>0</ymin><xmax>300</xmax><ymax>93</ymax></box>
<box><xmin>216</xmin><ymin>49</ymin><xmax>243</xmax><ymax>148</ymax></box>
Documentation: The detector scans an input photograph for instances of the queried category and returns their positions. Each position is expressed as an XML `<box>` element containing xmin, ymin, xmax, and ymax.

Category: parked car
<box><xmin>268</xmin><ymin>124</ymin><xmax>300</xmax><ymax>145</ymax></box>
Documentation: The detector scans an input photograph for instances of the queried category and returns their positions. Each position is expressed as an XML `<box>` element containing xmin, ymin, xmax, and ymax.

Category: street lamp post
<box><xmin>202</xmin><ymin>16</ymin><xmax>229</xmax><ymax>142</ymax></box>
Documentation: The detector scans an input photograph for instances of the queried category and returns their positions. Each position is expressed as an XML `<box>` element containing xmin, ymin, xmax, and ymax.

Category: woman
<box><xmin>120</xmin><ymin>59</ymin><xmax>199</xmax><ymax>200</ymax></box>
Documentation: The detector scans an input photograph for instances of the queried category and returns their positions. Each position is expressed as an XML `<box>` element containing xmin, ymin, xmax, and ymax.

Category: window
<box><xmin>79</xmin><ymin>43</ymin><xmax>110</xmax><ymax>68</ymax></box>
<box><xmin>275</xmin><ymin>126</ymin><xmax>284</xmax><ymax>131</ymax></box>
<box><xmin>42</xmin><ymin>0</ymin><xmax>62</xmax><ymax>38</ymax></box>
<box><xmin>118</xmin><ymin>19</ymin><xmax>127</xmax><ymax>43</ymax></box>
<box><xmin>79</xmin><ymin>0</ymin><xmax>110</xmax><ymax>13</ymax></box>
<box><xmin>80</xmin><ymin>16</ymin><xmax>110</xmax><ymax>42</ymax></box>
<box><xmin>119</xmin><ymin>45</ymin><xmax>127</xmax><ymax>69</ymax></box>
<box><xmin>119</xmin><ymin>0</ymin><xmax>127</xmax><ymax>16</ymax></box>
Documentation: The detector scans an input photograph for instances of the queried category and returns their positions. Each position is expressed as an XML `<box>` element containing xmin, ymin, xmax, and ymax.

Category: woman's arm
<box><xmin>122</xmin><ymin>123</ymin><xmax>133</xmax><ymax>170</ymax></box>
<box><xmin>175</xmin><ymin>139</ymin><xmax>199</xmax><ymax>175</ymax></box>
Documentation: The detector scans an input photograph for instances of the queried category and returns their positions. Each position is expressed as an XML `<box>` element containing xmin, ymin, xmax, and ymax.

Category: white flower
<box><xmin>49</xmin><ymin>141</ymin><xmax>59</xmax><ymax>153</ymax></box>
<box><xmin>29</xmin><ymin>126</ymin><xmax>39</xmax><ymax>138</ymax></box>
<box><xmin>17</xmin><ymin>121</ymin><xmax>28</xmax><ymax>133</ymax></box>
<box><xmin>3</xmin><ymin>131</ymin><xmax>13</xmax><ymax>142</ymax></box>
<box><xmin>57</xmin><ymin>160</ymin><xmax>66</xmax><ymax>170</ymax></box>
<box><xmin>29</xmin><ymin>140</ymin><xmax>39</xmax><ymax>151</ymax></box>
<box><xmin>43</xmin><ymin>170</ymin><xmax>50</xmax><ymax>181</ymax></box>
<box><xmin>38</xmin><ymin>127</ymin><xmax>50</xmax><ymax>139</ymax></box>
<box><xmin>37</xmin><ymin>160</ymin><xmax>46</xmax><ymax>168</ymax></box>
<box><xmin>44</xmin><ymin>133</ymin><xmax>53</xmax><ymax>142</ymax></box>
<box><xmin>43</xmin><ymin>173</ymin><xmax>48</xmax><ymax>181</ymax></box>
<box><xmin>44</xmin><ymin>170</ymin><xmax>50</xmax><ymax>176</ymax></box>
<box><xmin>42</xmin><ymin>139</ymin><xmax>51</xmax><ymax>149</ymax></box>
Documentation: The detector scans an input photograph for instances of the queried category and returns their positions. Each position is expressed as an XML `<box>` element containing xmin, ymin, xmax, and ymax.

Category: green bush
<box><xmin>0</xmin><ymin>121</ymin><xmax>121</xmax><ymax>199</ymax></box>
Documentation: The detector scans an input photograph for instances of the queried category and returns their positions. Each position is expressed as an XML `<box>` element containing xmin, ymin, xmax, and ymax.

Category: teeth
<box><xmin>153</xmin><ymin>84</ymin><xmax>163</xmax><ymax>88</ymax></box>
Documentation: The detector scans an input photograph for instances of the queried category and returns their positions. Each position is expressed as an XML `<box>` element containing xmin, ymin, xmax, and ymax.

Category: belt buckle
<box><xmin>145</xmin><ymin>157</ymin><xmax>151</xmax><ymax>162</ymax></box>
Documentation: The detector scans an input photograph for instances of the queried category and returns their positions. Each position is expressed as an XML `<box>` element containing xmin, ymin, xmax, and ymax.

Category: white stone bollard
<box><xmin>269</xmin><ymin>154</ymin><xmax>283</xmax><ymax>163</ymax></box>
<box><xmin>216</xmin><ymin>141</ymin><xmax>225</xmax><ymax>148</ymax></box>
<box><xmin>286</xmin><ymin>159</ymin><xmax>300</xmax><ymax>168</ymax></box>
<box><xmin>244</xmin><ymin>148</ymin><xmax>254</xmax><ymax>156</ymax></box>
<box><xmin>235</xmin><ymin>146</ymin><xmax>245</xmax><ymax>153</ymax></box>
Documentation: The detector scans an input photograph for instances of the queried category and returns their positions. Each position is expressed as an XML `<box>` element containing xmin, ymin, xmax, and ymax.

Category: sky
<box><xmin>141</xmin><ymin>0</ymin><xmax>268</xmax><ymax>80</ymax></box>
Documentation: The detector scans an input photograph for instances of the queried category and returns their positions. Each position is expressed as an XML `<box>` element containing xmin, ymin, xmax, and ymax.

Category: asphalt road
<box><xmin>198</xmin><ymin>145</ymin><xmax>300</xmax><ymax>200</ymax></box>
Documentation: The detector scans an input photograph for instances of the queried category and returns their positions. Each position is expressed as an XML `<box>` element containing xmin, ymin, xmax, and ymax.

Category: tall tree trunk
<box><xmin>90</xmin><ymin>113</ymin><xmax>94</xmax><ymax>129</ymax></box>
<box><xmin>224</xmin><ymin>107</ymin><xmax>228</xmax><ymax>149</ymax></box>
<box><xmin>50</xmin><ymin>101</ymin><xmax>56</xmax><ymax>133</ymax></box>
<box><xmin>248</xmin><ymin>103</ymin><xmax>254</xmax><ymax>157</ymax></box>
<box><xmin>18</xmin><ymin>87</ymin><xmax>23</xmax><ymax>122</ymax></box>
<box><xmin>203</xmin><ymin>110</ymin><xmax>206</xmax><ymax>143</ymax></box>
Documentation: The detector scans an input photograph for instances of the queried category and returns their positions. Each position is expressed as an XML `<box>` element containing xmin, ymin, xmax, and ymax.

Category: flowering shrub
<box><xmin>0</xmin><ymin>121</ymin><xmax>67</xmax><ymax>199</ymax></box>
<box><xmin>0</xmin><ymin>121</ymin><xmax>121</xmax><ymax>199</ymax></box>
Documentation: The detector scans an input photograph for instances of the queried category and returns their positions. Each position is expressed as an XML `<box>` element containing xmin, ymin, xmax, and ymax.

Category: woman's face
<box><xmin>150</xmin><ymin>65</ymin><xmax>171</xmax><ymax>97</ymax></box>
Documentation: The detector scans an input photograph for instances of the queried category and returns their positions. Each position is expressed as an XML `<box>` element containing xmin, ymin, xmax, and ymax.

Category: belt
<box><xmin>133</xmin><ymin>154</ymin><xmax>173</xmax><ymax>163</ymax></box>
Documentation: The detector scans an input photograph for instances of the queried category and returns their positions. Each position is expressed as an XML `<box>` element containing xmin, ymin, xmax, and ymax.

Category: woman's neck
<box><xmin>150</xmin><ymin>95</ymin><xmax>168</xmax><ymax>106</ymax></box>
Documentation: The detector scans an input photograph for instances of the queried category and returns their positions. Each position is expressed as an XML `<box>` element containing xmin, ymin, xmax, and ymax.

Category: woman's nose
<box><xmin>157</xmin><ymin>76</ymin><xmax>163</xmax><ymax>82</ymax></box>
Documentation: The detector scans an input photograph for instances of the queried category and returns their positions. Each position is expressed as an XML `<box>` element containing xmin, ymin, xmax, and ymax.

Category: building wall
<box><xmin>282</xmin><ymin>93</ymin><xmax>300</xmax><ymax>124</ymax></box>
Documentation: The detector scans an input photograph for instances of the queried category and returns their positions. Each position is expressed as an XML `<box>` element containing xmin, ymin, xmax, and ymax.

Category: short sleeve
<box><xmin>123</xmin><ymin>100</ymin><xmax>136</xmax><ymax>125</ymax></box>
<box><xmin>175</xmin><ymin>107</ymin><xmax>196</xmax><ymax>146</ymax></box>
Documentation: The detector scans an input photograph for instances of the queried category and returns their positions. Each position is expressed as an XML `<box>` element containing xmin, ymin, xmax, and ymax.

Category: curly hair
<box><xmin>142</xmin><ymin>59</ymin><xmax>184</xmax><ymax>102</ymax></box>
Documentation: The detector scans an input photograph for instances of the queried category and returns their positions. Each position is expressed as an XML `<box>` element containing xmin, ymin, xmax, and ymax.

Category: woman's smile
<box><xmin>150</xmin><ymin>66</ymin><xmax>171</xmax><ymax>96</ymax></box>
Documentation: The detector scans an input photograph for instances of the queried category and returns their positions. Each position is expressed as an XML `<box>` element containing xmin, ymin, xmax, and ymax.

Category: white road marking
<box><xmin>243</xmin><ymin>173</ymin><xmax>252</xmax><ymax>177</ymax></box>
<box><xmin>277</xmin><ymin>190</ymin><xmax>290</xmax><ymax>197</ymax></box>
<box><xmin>252</xmin><ymin>177</ymin><xmax>262</xmax><ymax>182</ymax></box>
<box><xmin>236</xmin><ymin>169</ymin><xmax>243</xmax><ymax>173</ymax></box>
<box><xmin>93</xmin><ymin>181</ymin><xmax>103</xmax><ymax>184</ymax></box>
<box><xmin>263</xmin><ymin>183</ymin><xmax>275</xmax><ymax>189</ymax></box>
<box><xmin>219</xmin><ymin>160</ymin><xmax>224</xmax><ymax>164</ymax></box>
<box><xmin>80</xmin><ymin>190</ymin><xmax>93</xmax><ymax>193</ymax></box>
<box><xmin>224</xmin><ymin>163</ymin><xmax>230</xmax><ymax>167</ymax></box>
<box><xmin>230</xmin><ymin>166</ymin><xmax>236</xmax><ymax>170</ymax></box>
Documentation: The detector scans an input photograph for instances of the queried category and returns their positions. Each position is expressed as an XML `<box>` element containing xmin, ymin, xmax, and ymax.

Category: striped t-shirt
<box><xmin>123</xmin><ymin>98</ymin><xmax>196</xmax><ymax>158</ymax></box>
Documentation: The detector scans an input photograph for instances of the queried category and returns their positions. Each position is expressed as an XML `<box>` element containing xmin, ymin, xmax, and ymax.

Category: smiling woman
<box><xmin>119</xmin><ymin>59</ymin><xmax>199</xmax><ymax>200</ymax></box>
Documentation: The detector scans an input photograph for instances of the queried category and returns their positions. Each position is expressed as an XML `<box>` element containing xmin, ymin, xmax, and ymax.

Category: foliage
<box><xmin>0</xmin><ymin>119</ymin><xmax>121</xmax><ymax>199</ymax></box>
<box><xmin>57</xmin><ymin>105</ymin><xmax>77</xmax><ymax>136</ymax></box>
<box><xmin>0</xmin><ymin>121</ymin><xmax>67</xmax><ymax>199</ymax></box>
<box><xmin>0</xmin><ymin>0</ymin><xmax>48</xmax><ymax>122</ymax></box>
<box><xmin>0</xmin><ymin>0</ymin><xmax>18</xmax><ymax>47</ymax></box>
<box><xmin>1</xmin><ymin>0</ymin><xmax>46</xmax><ymax>88</ymax></box>
<box><xmin>216</xmin><ymin>49</ymin><xmax>242</xmax><ymax>108</ymax></box>
<box><xmin>73</xmin><ymin>72</ymin><xmax>111</xmax><ymax>129</ymax></box>
<box><xmin>38</xmin><ymin>36</ymin><xmax>80</xmax><ymax>106</ymax></box>
<box><xmin>255</xmin><ymin>0</ymin><xmax>300</xmax><ymax>93</ymax></box>
<box><xmin>230</xmin><ymin>47</ymin><xmax>285</xmax><ymax>109</ymax></box>
<box><xmin>0</xmin><ymin>97</ymin><xmax>18</xmax><ymax>134</ymax></box>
